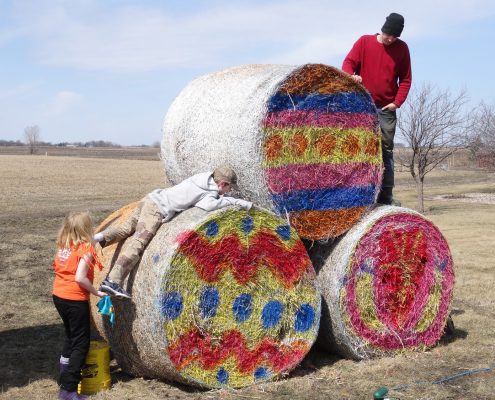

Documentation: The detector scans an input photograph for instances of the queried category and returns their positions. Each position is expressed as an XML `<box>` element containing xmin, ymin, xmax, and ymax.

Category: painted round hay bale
<box><xmin>313</xmin><ymin>205</ymin><xmax>454</xmax><ymax>359</ymax></box>
<box><xmin>162</xmin><ymin>63</ymin><xmax>382</xmax><ymax>241</ymax></box>
<box><xmin>91</xmin><ymin>203</ymin><xmax>321</xmax><ymax>388</ymax></box>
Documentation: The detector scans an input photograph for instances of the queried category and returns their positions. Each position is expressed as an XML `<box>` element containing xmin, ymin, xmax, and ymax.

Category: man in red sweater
<box><xmin>342</xmin><ymin>12</ymin><xmax>412</xmax><ymax>205</ymax></box>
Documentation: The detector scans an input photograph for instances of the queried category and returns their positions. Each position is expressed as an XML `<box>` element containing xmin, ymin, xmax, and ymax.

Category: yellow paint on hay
<box><xmin>163</xmin><ymin>259</ymin><xmax>319</xmax><ymax>346</ymax></box>
<box><xmin>415</xmin><ymin>270</ymin><xmax>442</xmax><ymax>333</ymax></box>
<box><xmin>196</xmin><ymin>209</ymin><xmax>300</xmax><ymax>248</ymax></box>
<box><xmin>339</xmin><ymin>286</ymin><xmax>352</xmax><ymax>328</ymax></box>
<box><xmin>355</xmin><ymin>273</ymin><xmax>385</xmax><ymax>331</ymax></box>
<box><xmin>161</xmin><ymin>209</ymin><xmax>319</xmax><ymax>386</ymax></box>
<box><xmin>263</xmin><ymin>127</ymin><xmax>382</xmax><ymax>167</ymax></box>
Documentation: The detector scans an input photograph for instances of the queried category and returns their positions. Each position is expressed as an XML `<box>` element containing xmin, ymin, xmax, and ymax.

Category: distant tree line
<box><xmin>0</xmin><ymin>139</ymin><xmax>25</xmax><ymax>146</ymax></box>
<box><xmin>5</xmin><ymin>125</ymin><xmax>161</xmax><ymax>150</ymax></box>
<box><xmin>56</xmin><ymin>140</ymin><xmax>122</xmax><ymax>148</ymax></box>
<box><xmin>1</xmin><ymin>137</ymin><xmax>159</xmax><ymax>148</ymax></box>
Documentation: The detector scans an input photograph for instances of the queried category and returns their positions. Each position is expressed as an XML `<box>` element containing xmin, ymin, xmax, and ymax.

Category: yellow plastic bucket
<box><xmin>78</xmin><ymin>340</ymin><xmax>112</xmax><ymax>395</ymax></box>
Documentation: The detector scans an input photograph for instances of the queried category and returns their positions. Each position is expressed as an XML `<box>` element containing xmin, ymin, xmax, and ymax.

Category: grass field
<box><xmin>0</xmin><ymin>145</ymin><xmax>160</xmax><ymax>161</ymax></box>
<box><xmin>1</xmin><ymin>154</ymin><xmax>494</xmax><ymax>399</ymax></box>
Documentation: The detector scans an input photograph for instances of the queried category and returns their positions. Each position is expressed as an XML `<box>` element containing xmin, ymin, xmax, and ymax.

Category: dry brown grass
<box><xmin>1</xmin><ymin>155</ymin><xmax>494</xmax><ymax>399</ymax></box>
<box><xmin>0</xmin><ymin>145</ymin><xmax>160</xmax><ymax>161</ymax></box>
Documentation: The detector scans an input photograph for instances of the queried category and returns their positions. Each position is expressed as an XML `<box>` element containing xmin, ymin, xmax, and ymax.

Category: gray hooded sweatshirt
<box><xmin>148</xmin><ymin>171</ymin><xmax>251</xmax><ymax>222</ymax></box>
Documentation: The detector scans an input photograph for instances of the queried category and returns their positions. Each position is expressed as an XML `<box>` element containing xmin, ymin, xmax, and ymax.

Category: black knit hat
<box><xmin>381</xmin><ymin>13</ymin><xmax>404</xmax><ymax>37</ymax></box>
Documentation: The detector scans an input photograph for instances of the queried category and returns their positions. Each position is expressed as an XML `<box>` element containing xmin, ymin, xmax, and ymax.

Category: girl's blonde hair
<box><xmin>57</xmin><ymin>211</ymin><xmax>95</xmax><ymax>248</ymax></box>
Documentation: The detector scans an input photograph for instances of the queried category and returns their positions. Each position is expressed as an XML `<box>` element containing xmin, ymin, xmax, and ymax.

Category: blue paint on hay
<box><xmin>358</xmin><ymin>261</ymin><xmax>375</xmax><ymax>275</ymax></box>
<box><xmin>205</xmin><ymin>221</ymin><xmax>219</xmax><ymax>237</ymax></box>
<box><xmin>216</xmin><ymin>367</ymin><xmax>229</xmax><ymax>384</ymax></box>
<box><xmin>438</xmin><ymin>259</ymin><xmax>448</xmax><ymax>272</ymax></box>
<box><xmin>153</xmin><ymin>254</ymin><xmax>160</xmax><ymax>264</ymax></box>
<box><xmin>254</xmin><ymin>367</ymin><xmax>270</xmax><ymax>380</ymax></box>
<box><xmin>271</xmin><ymin>185</ymin><xmax>376</xmax><ymax>213</ymax></box>
<box><xmin>267</xmin><ymin>92</ymin><xmax>375</xmax><ymax>114</ymax></box>
<box><xmin>276</xmin><ymin>225</ymin><xmax>291</xmax><ymax>240</ymax></box>
<box><xmin>232</xmin><ymin>293</ymin><xmax>253</xmax><ymax>323</ymax></box>
<box><xmin>294</xmin><ymin>303</ymin><xmax>316</xmax><ymax>332</ymax></box>
<box><xmin>261</xmin><ymin>300</ymin><xmax>284</xmax><ymax>329</ymax></box>
<box><xmin>199</xmin><ymin>286</ymin><xmax>220</xmax><ymax>319</ymax></box>
<box><xmin>160</xmin><ymin>291</ymin><xmax>183</xmax><ymax>320</ymax></box>
<box><xmin>241</xmin><ymin>216</ymin><xmax>254</xmax><ymax>234</ymax></box>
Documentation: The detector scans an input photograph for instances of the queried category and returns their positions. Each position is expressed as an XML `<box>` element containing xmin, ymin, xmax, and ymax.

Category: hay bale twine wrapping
<box><xmin>92</xmin><ymin>203</ymin><xmax>321</xmax><ymax>388</ymax></box>
<box><xmin>313</xmin><ymin>205</ymin><xmax>454</xmax><ymax>359</ymax></box>
<box><xmin>162</xmin><ymin>63</ymin><xmax>382</xmax><ymax>241</ymax></box>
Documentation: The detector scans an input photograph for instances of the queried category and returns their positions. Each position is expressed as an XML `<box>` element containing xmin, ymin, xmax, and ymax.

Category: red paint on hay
<box><xmin>344</xmin><ymin>214</ymin><xmax>455</xmax><ymax>350</ymax></box>
<box><xmin>168</xmin><ymin>328</ymin><xmax>308</xmax><ymax>373</ymax></box>
<box><xmin>175</xmin><ymin>229</ymin><xmax>311</xmax><ymax>287</ymax></box>
<box><xmin>263</xmin><ymin>111</ymin><xmax>378</xmax><ymax>130</ymax></box>
<box><xmin>374</xmin><ymin>227</ymin><xmax>428</xmax><ymax>330</ymax></box>
<box><xmin>265</xmin><ymin>162</ymin><xmax>382</xmax><ymax>194</ymax></box>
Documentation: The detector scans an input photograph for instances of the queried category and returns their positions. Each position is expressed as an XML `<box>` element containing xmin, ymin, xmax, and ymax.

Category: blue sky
<box><xmin>1</xmin><ymin>0</ymin><xmax>494</xmax><ymax>146</ymax></box>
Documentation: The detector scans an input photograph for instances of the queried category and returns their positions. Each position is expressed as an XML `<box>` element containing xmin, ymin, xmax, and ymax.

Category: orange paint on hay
<box><xmin>265</xmin><ymin>135</ymin><xmax>284</xmax><ymax>160</ymax></box>
<box><xmin>364</xmin><ymin>136</ymin><xmax>380</xmax><ymax>156</ymax></box>
<box><xmin>342</xmin><ymin>135</ymin><xmax>361</xmax><ymax>157</ymax></box>
<box><xmin>288</xmin><ymin>133</ymin><xmax>309</xmax><ymax>157</ymax></box>
<box><xmin>290</xmin><ymin>207</ymin><xmax>367</xmax><ymax>240</ymax></box>
<box><xmin>278</xmin><ymin>64</ymin><xmax>367</xmax><ymax>95</ymax></box>
<box><xmin>97</xmin><ymin>202</ymin><xmax>140</xmax><ymax>232</ymax></box>
<box><xmin>315</xmin><ymin>134</ymin><xmax>337</xmax><ymax>157</ymax></box>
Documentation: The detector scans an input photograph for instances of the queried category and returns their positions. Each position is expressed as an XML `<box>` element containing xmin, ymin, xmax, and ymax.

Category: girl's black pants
<box><xmin>53</xmin><ymin>295</ymin><xmax>90</xmax><ymax>392</ymax></box>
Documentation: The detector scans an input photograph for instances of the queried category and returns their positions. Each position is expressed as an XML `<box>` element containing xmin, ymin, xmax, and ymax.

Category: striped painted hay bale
<box><xmin>162</xmin><ymin>63</ymin><xmax>382</xmax><ymax>241</ymax></box>
<box><xmin>313</xmin><ymin>205</ymin><xmax>454</xmax><ymax>359</ymax></box>
<box><xmin>92</xmin><ymin>203</ymin><xmax>321</xmax><ymax>388</ymax></box>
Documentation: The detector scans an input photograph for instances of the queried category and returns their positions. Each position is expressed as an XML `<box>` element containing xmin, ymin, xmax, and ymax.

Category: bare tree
<box><xmin>396</xmin><ymin>84</ymin><xmax>470</xmax><ymax>212</ymax></box>
<box><xmin>467</xmin><ymin>102</ymin><xmax>495</xmax><ymax>168</ymax></box>
<box><xmin>24</xmin><ymin>125</ymin><xmax>41</xmax><ymax>154</ymax></box>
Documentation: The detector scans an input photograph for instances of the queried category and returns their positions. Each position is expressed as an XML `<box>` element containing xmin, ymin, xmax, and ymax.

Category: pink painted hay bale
<box><xmin>162</xmin><ymin>63</ymin><xmax>381</xmax><ymax>241</ymax></box>
<box><xmin>311</xmin><ymin>205</ymin><xmax>454</xmax><ymax>359</ymax></box>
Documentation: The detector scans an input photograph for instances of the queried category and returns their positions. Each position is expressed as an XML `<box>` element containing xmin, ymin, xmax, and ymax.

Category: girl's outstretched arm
<box><xmin>75</xmin><ymin>256</ymin><xmax>106</xmax><ymax>297</ymax></box>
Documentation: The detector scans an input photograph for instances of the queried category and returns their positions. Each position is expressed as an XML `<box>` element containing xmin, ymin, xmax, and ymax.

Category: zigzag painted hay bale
<box><xmin>91</xmin><ymin>203</ymin><xmax>321</xmax><ymax>388</ymax></box>
<box><xmin>162</xmin><ymin>63</ymin><xmax>382</xmax><ymax>241</ymax></box>
<box><xmin>313</xmin><ymin>205</ymin><xmax>454</xmax><ymax>359</ymax></box>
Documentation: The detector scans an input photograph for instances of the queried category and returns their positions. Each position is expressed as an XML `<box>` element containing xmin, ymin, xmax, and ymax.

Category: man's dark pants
<box><xmin>377</xmin><ymin>108</ymin><xmax>397</xmax><ymax>204</ymax></box>
<box><xmin>53</xmin><ymin>295</ymin><xmax>90</xmax><ymax>392</ymax></box>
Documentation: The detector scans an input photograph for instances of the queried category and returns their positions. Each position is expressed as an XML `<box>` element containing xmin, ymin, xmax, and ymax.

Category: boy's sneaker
<box><xmin>100</xmin><ymin>278</ymin><xmax>131</xmax><ymax>299</ymax></box>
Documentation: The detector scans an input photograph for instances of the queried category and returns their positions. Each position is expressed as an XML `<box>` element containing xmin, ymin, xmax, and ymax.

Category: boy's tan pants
<box><xmin>103</xmin><ymin>197</ymin><xmax>163</xmax><ymax>285</ymax></box>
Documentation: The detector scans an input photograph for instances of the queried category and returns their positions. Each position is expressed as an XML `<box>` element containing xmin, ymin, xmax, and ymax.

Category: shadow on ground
<box><xmin>0</xmin><ymin>323</ymin><xmax>206</xmax><ymax>395</ymax></box>
<box><xmin>0</xmin><ymin>323</ymin><xmax>137</xmax><ymax>391</ymax></box>
<box><xmin>0</xmin><ymin>324</ymin><xmax>63</xmax><ymax>390</ymax></box>
<box><xmin>290</xmin><ymin>346</ymin><xmax>340</xmax><ymax>379</ymax></box>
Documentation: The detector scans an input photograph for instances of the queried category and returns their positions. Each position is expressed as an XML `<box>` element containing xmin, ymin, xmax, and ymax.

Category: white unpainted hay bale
<box><xmin>312</xmin><ymin>205</ymin><xmax>454</xmax><ymax>359</ymax></box>
<box><xmin>91</xmin><ymin>203</ymin><xmax>321</xmax><ymax>388</ymax></box>
<box><xmin>161</xmin><ymin>63</ymin><xmax>381</xmax><ymax>241</ymax></box>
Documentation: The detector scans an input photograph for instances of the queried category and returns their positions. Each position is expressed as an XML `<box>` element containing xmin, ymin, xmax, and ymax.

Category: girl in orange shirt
<box><xmin>52</xmin><ymin>212</ymin><xmax>106</xmax><ymax>400</ymax></box>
